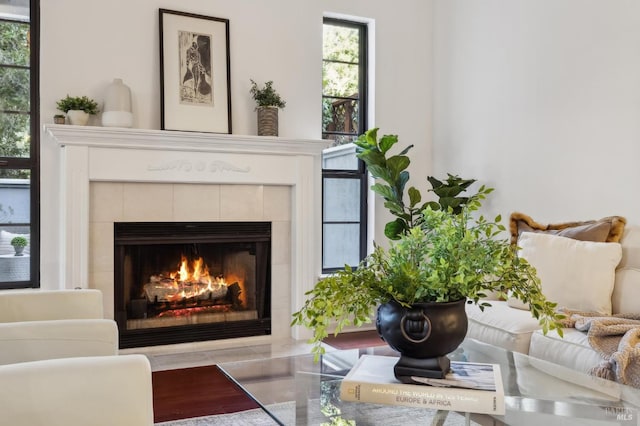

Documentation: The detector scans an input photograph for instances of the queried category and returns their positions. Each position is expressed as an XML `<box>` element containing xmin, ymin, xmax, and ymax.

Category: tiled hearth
<box><xmin>44</xmin><ymin>125</ymin><xmax>328</xmax><ymax>349</ymax></box>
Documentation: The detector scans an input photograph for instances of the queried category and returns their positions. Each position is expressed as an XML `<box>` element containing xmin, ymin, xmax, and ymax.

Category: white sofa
<box><xmin>0</xmin><ymin>354</ymin><xmax>154</xmax><ymax>426</ymax></box>
<box><xmin>0</xmin><ymin>289</ymin><xmax>118</xmax><ymax>365</ymax></box>
<box><xmin>466</xmin><ymin>217</ymin><xmax>640</xmax><ymax>375</ymax></box>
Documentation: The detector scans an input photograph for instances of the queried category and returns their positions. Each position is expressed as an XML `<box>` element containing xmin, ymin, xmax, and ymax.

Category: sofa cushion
<box><xmin>466</xmin><ymin>301</ymin><xmax>542</xmax><ymax>354</ymax></box>
<box><xmin>528</xmin><ymin>328</ymin><xmax>604</xmax><ymax>374</ymax></box>
<box><xmin>513</xmin><ymin>346</ymin><xmax>622</xmax><ymax>402</ymax></box>
<box><xmin>617</xmin><ymin>225</ymin><xmax>640</xmax><ymax>270</ymax></box>
<box><xmin>0</xmin><ymin>319</ymin><xmax>118</xmax><ymax>366</ymax></box>
<box><xmin>509</xmin><ymin>212</ymin><xmax>626</xmax><ymax>245</ymax></box>
<box><xmin>612</xmin><ymin>267</ymin><xmax>640</xmax><ymax>315</ymax></box>
<box><xmin>516</xmin><ymin>232</ymin><xmax>622</xmax><ymax>314</ymax></box>
<box><xmin>0</xmin><ymin>355</ymin><xmax>154</xmax><ymax>426</ymax></box>
<box><xmin>0</xmin><ymin>289</ymin><xmax>104</xmax><ymax>322</ymax></box>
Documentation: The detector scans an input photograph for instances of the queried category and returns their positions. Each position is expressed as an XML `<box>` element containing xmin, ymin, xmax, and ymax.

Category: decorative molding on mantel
<box><xmin>44</xmin><ymin>124</ymin><xmax>331</xmax><ymax>156</ymax></box>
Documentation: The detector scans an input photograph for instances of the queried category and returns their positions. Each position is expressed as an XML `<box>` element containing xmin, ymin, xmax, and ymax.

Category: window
<box><xmin>0</xmin><ymin>0</ymin><xmax>39</xmax><ymax>289</ymax></box>
<box><xmin>321</xmin><ymin>18</ymin><xmax>368</xmax><ymax>273</ymax></box>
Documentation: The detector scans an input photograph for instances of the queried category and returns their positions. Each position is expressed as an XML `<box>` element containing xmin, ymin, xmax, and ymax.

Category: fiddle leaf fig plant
<box><xmin>427</xmin><ymin>174</ymin><xmax>477</xmax><ymax>215</ymax></box>
<box><xmin>353</xmin><ymin>129</ymin><xmax>485</xmax><ymax>239</ymax></box>
<box><xmin>353</xmin><ymin>129</ymin><xmax>421</xmax><ymax>240</ymax></box>
<box><xmin>292</xmin><ymin>129</ymin><xmax>566</xmax><ymax>360</ymax></box>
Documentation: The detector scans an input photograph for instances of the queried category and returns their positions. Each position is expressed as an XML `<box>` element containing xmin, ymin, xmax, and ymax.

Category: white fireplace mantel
<box><xmin>44</xmin><ymin>124</ymin><xmax>329</xmax><ymax>340</ymax></box>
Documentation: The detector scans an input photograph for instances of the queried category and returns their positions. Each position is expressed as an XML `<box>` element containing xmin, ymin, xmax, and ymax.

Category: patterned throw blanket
<box><xmin>559</xmin><ymin>308</ymin><xmax>640</xmax><ymax>388</ymax></box>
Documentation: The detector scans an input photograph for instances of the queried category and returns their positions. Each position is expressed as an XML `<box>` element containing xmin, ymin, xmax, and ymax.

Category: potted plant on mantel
<box><xmin>249</xmin><ymin>79</ymin><xmax>286</xmax><ymax>137</ymax></box>
<box><xmin>56</xmin><ymin>95</ymin><xmax>99</xmax><ymax>126</ymax></box>
<box><xmin>292</xmin><ymin>128</ymin><xmax>565</xmax><ymax>379</ymax></box>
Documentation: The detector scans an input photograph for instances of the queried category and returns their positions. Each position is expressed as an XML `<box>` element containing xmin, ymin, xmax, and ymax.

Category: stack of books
<box><xmin>339</xmin><ymin>354</ymin><xmax>505</xmax><ymax>415</ymax></box>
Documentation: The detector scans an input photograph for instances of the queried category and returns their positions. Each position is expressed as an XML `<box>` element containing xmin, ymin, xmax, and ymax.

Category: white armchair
<box><xmin>0</xmin><ymin>290</ymin><xmax>154</xmax><ymax>425</ymax></box>
<box><xmin>0</xmin><ymin>289</ymin><xmax>118</xmax><ymax>365</ymax></box>
<box><xmin>0</xmin><ymin>354</ymin><xmax>154</xmax><ymax>426</ymax></box>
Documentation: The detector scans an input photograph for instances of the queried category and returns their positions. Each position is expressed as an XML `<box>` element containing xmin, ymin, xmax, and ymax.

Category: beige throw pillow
<box><xmin>509</xmin><ymin>212</ymin><xmax>626</xmax><ymax>245</ymax></box>
<box><xmin>513</xmin><ymin>232</ymin><xmax>622</xmax><ymax>315</ymax></box>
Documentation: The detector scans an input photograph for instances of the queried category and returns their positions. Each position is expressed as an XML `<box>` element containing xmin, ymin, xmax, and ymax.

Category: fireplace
<box><xmin>114</xmin><ymin>221</ymin><xmax>271</xmax><ymax>348</ymax></box>
<box><xmin>44</xmin><ymin>125</ymin><xmax>327</xmax><ymax>347</ymax></box>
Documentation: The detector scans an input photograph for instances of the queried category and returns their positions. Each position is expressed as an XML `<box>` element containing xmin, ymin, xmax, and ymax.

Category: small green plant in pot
<box><xmin>249</xmin><ymin>79</ymin><xmax>286</xmax><ymax>136</ymax></box>
<box><xmin>292</xmin><ymin>128</ymin><xmax>565</xmax><ymax>373</ymax></box>
<box><xmin>10</xmin><ymin>235</ymin><xmax>28</xmax><ymax>256</ymax></box>
<box><xmin>56</xmin><ymin>95</ymin><xmax>99</xmax><ymax>126</ymax></box>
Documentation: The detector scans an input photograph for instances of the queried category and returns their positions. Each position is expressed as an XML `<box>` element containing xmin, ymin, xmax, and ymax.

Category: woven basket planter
<box><xmin>257</xmin><ymin>106</ymin><xmax>279</xmax><ymax>136</ymax></box>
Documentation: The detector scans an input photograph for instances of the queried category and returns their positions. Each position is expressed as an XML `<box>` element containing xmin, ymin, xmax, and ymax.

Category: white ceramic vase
<box><xmin>66</xmin><ymin>110</ymin><xmax>89</xmax><ymax>126</ymax></box>
<box><xmin>102</xmin><ymin>78</ymin><xmax>133</xmax><ymax>128</ymax></box>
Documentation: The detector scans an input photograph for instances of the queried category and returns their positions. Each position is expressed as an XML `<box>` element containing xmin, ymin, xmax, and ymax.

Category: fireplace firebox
<box><xmin>114</xmin><ymin>222</ymin><xmax>271</xmax><ymax>348</ymax></box>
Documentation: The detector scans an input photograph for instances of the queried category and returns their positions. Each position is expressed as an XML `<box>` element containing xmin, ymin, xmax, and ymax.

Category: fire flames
<box><xmin>143</xmin><ymin>255</ymin><xmax>232</xmax><ymax>303</ymax></box>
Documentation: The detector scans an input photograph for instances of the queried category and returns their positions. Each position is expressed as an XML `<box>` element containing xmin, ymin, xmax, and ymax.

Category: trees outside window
<box><xmin>321</xmin><ymin>18</ymin><xmax>368</xmax><ymax>273</ymax></box>
<box><xmin>0</xmin><ymin>0</ymin><xmax>39</xmax><ymax>289</ymax></box>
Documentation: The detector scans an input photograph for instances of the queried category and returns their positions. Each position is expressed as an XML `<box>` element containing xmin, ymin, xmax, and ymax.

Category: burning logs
<box><xmin>143</xmin><ymin>274</ymin><xmax>229</xmax><ymax>303</ymax></box>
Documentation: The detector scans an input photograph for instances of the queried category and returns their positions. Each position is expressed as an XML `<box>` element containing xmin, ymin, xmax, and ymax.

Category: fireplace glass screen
<box><xmin>114</xmin><ymin>222</ymin><xmax>271</xmax><ymax>348</ymax></box>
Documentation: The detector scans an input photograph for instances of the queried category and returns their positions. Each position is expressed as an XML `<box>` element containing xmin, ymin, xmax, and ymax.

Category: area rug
<box><xmin>155</xmin><ymin>401</ymin><xmax>479</xmax><ymax>425</ymax></box>
<box><xmin>154</xmin><ymin>407</ymin><xmax>278</xmax><ymax>426</ymax></box>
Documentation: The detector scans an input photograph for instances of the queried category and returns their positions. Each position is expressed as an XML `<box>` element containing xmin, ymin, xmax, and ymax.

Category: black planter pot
<box><xmin>376</xmin><ymin>298</ymin><xmax>468</xmax><ymax>382</ymax></box>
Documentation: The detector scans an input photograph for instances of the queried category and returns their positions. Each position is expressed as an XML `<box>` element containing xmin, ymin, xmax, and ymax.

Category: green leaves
<box><xmin>427</xmin><ymin>174</ymin><xmax>478</xmax><ymax>214</ymax></box>
<box><xmin>0</xmin><ymin>21</ymin><xmax>31</xmax><ymax>161</ymax></box>
<box><xmin>384</xmin><ymin>219</ymin><xmax>407</xmax><ymax>240</ymax></box>
<box><xmin>290</xmin><ymin>259</ymin><xmax>381</xmax><ymax>361</ymax></box>
<box><xmin>249</xmin><ymin>79</ymin><xmax>286</xmax><ymax>109</ymax></box>
<box><xmin>293</xmin><ymin>128</ymin><xmax>567</xmax><ymax>357</ymax></box>
<box><xmin>379</xmin><ymin>134</ymin><xmax>398</xmax><ymax>154</ymax></box>
<box><xmin>355</xmin><ymin>129</ymin><xmax>418</xmax><ymax>239</ymax></box>
<box><xmin>386</xmin><ymin>155</ymin><xmax>410</xmax><ymax>182</ymax></box>
<box><xmin>56</xmin><ymin>95</ymin><xmax>99</xmax><ymax>115</ymax></box>
<box><xmin>355</xmin><ymin>129</ymin><xmax>493</xmax><ymax>240</ymax></box>
<box><xmin>408</xmin><ymin>187</ymin><xmax>421</xmax><ymax>209</ymax></box>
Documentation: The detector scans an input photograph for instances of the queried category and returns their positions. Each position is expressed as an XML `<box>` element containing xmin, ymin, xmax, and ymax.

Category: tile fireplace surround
<box><xmin>44</xmin><ymin>125</ymin><xmax>328</xmax><ymax>346</ymax></box>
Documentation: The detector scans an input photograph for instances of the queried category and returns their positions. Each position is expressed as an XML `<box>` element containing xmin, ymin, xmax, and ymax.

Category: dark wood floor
<box><xmin>152</xmin><ymin>365</ymin><xmax>260</xmax><ymax>422</ymax></box>
<box><xmin>323</xmin><ymin>328</ymin><xmax>385</xmax><ymax>349</ymax></box>
<box><xmin>152</xmin><ymin>330</ymin><xmax>383</xmax><ymax>422</ymax></box>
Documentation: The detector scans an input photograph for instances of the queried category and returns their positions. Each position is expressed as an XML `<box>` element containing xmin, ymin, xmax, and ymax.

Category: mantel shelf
<box><xmin>44</xmin><ymin>124</ymin><xmax>331</xmax><ymax>156</ymax></box>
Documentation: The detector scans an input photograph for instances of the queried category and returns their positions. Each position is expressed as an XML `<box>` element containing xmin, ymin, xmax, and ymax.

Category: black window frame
<box><xmin>321</xmin><ymin>17</ymin><xmax>368</xmax><ymax>274</ymax></box>
<box><xmin>0</xmin><ymin>0</ymin><xmax>40</xmax><ymax>289</ymax></box>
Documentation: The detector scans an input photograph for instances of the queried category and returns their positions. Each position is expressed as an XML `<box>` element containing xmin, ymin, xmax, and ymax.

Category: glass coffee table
<box><xmin>218</xmin><ymin>338</ymin><xmax>640</xmax><ymax>425</ymax></box>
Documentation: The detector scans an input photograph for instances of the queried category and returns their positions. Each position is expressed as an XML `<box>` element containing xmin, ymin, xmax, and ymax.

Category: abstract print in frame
<box><xmin>160</xmin><ymin>9</ymin><xmax>232</xmax><ymax>133</ymax></box>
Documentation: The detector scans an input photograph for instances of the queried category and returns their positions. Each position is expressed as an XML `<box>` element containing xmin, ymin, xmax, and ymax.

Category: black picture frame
<box><xmin>159</xmin><ymin>9</ymin><xmax>232</xmax><ymax>133</ymax></box>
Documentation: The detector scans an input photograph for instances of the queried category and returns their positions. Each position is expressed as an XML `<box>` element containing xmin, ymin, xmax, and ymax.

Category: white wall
<box><xmin>433</xmin><ymin>0</ymin><xmax>640</xmax><ymax>226</ymax></box>
<box><xmin>39</xmin><ymin>0</ymin><xmax>433</xmax><ymax>287</ymax></box>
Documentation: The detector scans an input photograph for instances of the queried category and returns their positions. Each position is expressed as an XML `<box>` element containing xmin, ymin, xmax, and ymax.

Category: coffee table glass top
<box><xmin>218</xmin><ymin>338</ymin><xmax>640</xmax><ymax>425</ymax></box>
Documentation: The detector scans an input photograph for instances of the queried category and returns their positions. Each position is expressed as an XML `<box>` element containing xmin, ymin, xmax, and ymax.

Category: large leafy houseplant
<box><xmin>292</xmin><ymin>129</ymin><xmax>565</xmax><ymax>359</ymax></box>
<box><xmin>353</xmin><ymin>130</ymin><xmax>480</xmax><ymax>240</ymax></box>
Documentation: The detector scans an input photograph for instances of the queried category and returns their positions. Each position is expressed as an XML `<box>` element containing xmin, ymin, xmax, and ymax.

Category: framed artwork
<box><xmin>159</xmin><ymin>9</ymin><xmax>232</xmax><ymax>133</ymax></box>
